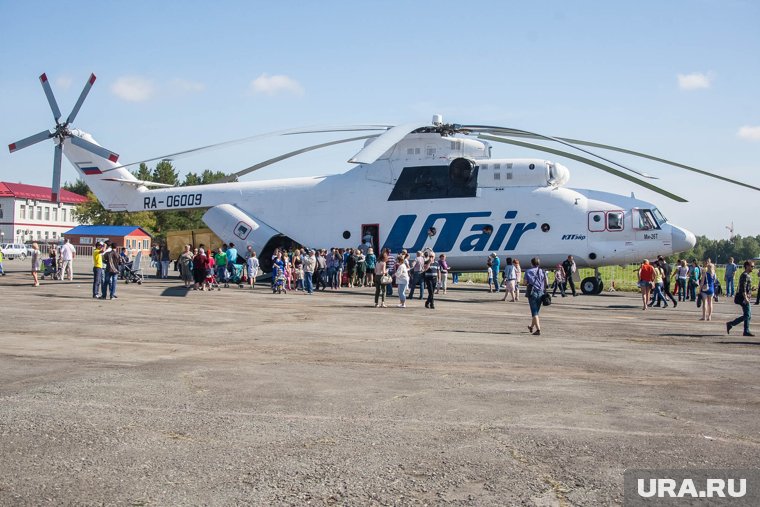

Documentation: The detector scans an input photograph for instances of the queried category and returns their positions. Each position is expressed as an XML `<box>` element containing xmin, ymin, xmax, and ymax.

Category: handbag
<box><xmin>380</xmin><ymin>274</ymin><xmax>392</xmax><ymax>285</ymax></box>
<box><xmin>541</xmin><ymin>293</ymin><xmax>552</xmax><ymax>306</ymax></box>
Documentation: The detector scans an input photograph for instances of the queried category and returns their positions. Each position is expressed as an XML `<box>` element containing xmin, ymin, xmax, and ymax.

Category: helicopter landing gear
<box><xmin>581</xmin><ymin>268</ymin><xmax>604</xmax><ymax>295</ymax></box>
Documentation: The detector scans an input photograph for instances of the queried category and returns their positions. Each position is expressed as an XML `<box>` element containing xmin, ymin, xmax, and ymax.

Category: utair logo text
<box><xmin>383</xmin><ymin>211</ymin><xmax>536</xmax><ymax>253</ymax></box>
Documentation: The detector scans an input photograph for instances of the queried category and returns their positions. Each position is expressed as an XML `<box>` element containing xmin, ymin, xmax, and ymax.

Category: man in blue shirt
<box><xmin>226</xmin><ymin>242</ymin><xmax>238</xmax><ymax>272</ymax></box>
<box><xmin>490</xmin><ymin>253</ymin><xmax>501</xmax><ymax>292</ymax></box>
<box><xmin>725</xmin><ymin>257</ymin><xmax>738</xmax><ymax>297</ymax></box>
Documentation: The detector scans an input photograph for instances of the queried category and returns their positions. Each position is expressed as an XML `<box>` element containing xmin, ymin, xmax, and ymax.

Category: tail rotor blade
<box><xmin>8</xmin><ymin>130</ymin><xmax>52</xmax><ymax>153</ymax></box>
<box><xmin>39</xmin><ymin>73</ymin><xmax>62</xmax><ymax>122</ymax></box>
<box><xmin>52</xmin><ymin>144</ymin><xmax>63</xmax><ymax>203</ymax></box>
<box><xmin>66</xmin><ymin>73</ymin><xmax>96</xmax><ymax>125</ymax></box>
<box><xmin>69</xmin><ymin>135</ymin><xmax>119</xmax><ymax>162</ymax></box>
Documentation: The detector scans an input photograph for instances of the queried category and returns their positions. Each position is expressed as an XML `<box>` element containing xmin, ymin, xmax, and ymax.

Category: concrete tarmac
<box><xmin>0</xmin><ymin>261</ymin><xmax>758</xmax><ymax>506</ymax></box>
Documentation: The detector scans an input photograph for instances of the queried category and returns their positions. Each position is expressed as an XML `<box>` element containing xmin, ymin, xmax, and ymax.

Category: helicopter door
<box><xmin>361</xmin><ymin>224</ymin><xmax>379</xmax><ymax>252</ymax></box>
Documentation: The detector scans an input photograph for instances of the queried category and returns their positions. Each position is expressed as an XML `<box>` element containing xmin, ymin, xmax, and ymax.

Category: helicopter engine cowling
<box><xmin>476</xmin><ymin>158</ymin><xmax>570</xmax><ymax>188</ymax></box>
<box><xmin>202</xmin><ymin>204</ymin><xmax>280</xmax><ymax>265</ymax></box>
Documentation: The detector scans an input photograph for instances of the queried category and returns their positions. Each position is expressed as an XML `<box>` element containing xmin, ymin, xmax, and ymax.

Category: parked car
<box><xmin>0</xmin><ymin>243</ymin><xmax>28</xmax><ymax>260</ymax></box>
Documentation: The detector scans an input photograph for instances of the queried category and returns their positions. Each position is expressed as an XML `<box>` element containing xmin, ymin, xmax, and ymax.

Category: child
<box><xmin>552</xmin><ymin>263</ymin><xmax>567</xmax><ymax>297</ymax></box>
<box><xmin>487</xmin><ymin>259</ymin><xmax>494</xmax><ymax>292</ymax></box>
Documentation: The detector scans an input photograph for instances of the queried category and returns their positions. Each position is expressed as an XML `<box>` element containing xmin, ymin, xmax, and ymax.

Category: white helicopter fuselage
<box><xmin>63</xmin><ymin>130</ymin><xmax>696</xmax><ymax>280</ymax></box>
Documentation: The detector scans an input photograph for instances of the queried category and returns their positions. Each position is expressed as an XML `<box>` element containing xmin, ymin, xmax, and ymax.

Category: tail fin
<box><xmin>62</xmin><ymin>130</ymin><xmax>144</xmax><ymax>211</ymax></box>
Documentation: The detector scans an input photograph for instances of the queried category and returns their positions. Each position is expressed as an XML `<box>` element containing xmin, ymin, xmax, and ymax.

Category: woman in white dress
<box><xmin>30</xmin><ymin>242</ymin><xmax>41</xmax><ymax>287</ymax></box>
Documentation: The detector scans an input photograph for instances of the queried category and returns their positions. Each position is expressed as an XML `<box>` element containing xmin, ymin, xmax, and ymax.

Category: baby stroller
<box><xmin>206</xmin><ymin>267</ymin><xmax>221</xmax><ymax>291</ymax></box>
<box><xmin>41</xmin><ymin>258</ymin><xmax>60</xmax><ymax>280</ymax></box>
<box><xmin>122</xmin><ymin>251</ymin><xmax>144</xmax><ymax>285</ymax></box>
<box><xmin>228</xmin><ymin>263</ymin><xmax>246</xmax><ymax>288</ymax></box>
<box><xmin>272</xmin><ymin>265</ymin><xmax>287</xmax><ymax>294</ymax></box>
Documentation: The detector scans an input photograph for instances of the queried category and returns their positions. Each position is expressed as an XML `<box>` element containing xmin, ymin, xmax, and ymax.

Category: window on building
<box><xmin>44</xmin><ymin>207</ymin><xmax>50</xmax><ymax>221</ymax></box>
<box><xmin>36</xmin><ymin>230</ymin><xmax>41</xmax><ymax>239</ymax></box>
<box><xmin>52</xmin><ymin>207</ymin><xmax>58</xmax><ymax>221</ymax></box>
<box><xmin>61</xmin><ymin>209</ymin><xmax>67</xmax><ymax>222</ymax></box>
<box><xmin>36</xmin><ymin>206</ymin><xmax>42</xmax><ymax>220</ymax></box>
<box><xmin>45</xmin><ymin>231</ymin><xmax>49</xmax><ymax>240</ymax></box>
<box><xmin>52</xmin><ymin>231</ymin><xmax>57</xmax><ymax>238</ymax></box>
<box><xmin>20</xmin><ymin>205</ymin><xmax>26</xmax><ymax>219</ymax></box>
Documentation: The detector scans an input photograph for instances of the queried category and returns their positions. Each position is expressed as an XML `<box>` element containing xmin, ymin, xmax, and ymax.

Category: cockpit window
<box><xmin>635</xmin><ymin>209</ymin><xmax>660</xmax><ymax>230</ymax></box>
<box><xmin>652</xmin><ymin>208</ymin><xmax>667</xmax><ymax>224</ymax></box>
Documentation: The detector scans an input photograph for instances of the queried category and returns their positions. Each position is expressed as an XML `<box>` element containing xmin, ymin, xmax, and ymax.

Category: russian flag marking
<box><xmin>81</xmin><ymin>166</ymin><xmax>102</xmax><ymax>175</ymax></box>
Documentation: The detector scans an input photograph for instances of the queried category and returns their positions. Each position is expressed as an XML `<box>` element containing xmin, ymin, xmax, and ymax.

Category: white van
<box><xmin>0</xmin><ymin>243</ymin><xmax>28</xmax><ymax>260</ymax></box>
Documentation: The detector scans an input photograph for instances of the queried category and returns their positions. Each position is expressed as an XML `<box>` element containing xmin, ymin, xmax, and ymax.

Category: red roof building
<box><xmin>0</xmin><ymin>181</ymin><xmax>88</xmax><ymax>245</ymax></box>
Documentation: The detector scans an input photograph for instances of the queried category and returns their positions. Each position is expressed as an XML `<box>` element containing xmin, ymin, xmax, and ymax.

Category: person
<box><xmin>364</xmin><ymin>248</ymin><xmax>376</xmax><ymax>287</ymax></box>
<box><xmin>158</xmin><ymin>244</ymin><xmax>170</xmax><ymax>279</ymax></box>
<box><xmin>193</xmin><ymin>248</ymin><xmax>209</xmax><ymax>290</ymax></box>
<box><xmin>394</xmin><ymin>253</ymin><xmax>409</xmax><ymax>308</ymax></box>
<box><xmin>513</xmin><ymin>259</ymin><xmax>522</xmax><ymax>302</ymax></box>
<box><xmin>675</xmin><ymin>259</ymin><xmax>689</xmax><ymax>302</ymax></box>
<box><xmin>30</xmin><ymin>242</ymin><xmax>41</xmax><ymax>287</ymax></box>
<box><xmin>246</xmin><ymin>247</ymin><xmax>259</xmax><ymax>289</ymax></box>
<box><xmin>490</xmin><ymin>253</ymin><xmax>501</xmax><ymax>292</ymax></box>
<box><xmin>103</xmin><ymin>242</ymin><xmax>121</xmax><ymax>299</ymax></box>
<box><xmin>423</xmin><ymin>250</ymin><xmax>439</xmax><ymax>309</ymax></box>
<box><xmin>502</xmin><ymin>257</ymin><xmax>518</xmax><ymax>301</ymax></box>
<box><xmin>656</xmin><ymin>256</ymin><xmax>677</xmax><ymax>308</ymax></box>
<box><xmin>374</xmin><ymin>251</ymin><xmax>388</xmax><ymax>308</ymax></box>
<box><xmin>437</xmin><ymin>254</ymin><xmax>449</xmax><ymax>294</ymax></box>
<box><xmin>214</xmin><ymin>247</ymin><xmax>228</xmax><ymax>287</ymax></box>
<box><xmin>92</xmin><ymin>241</ymin><xmax>104</xmax><ymax>298</ymax></box>
<box><xmin>562</xmin><ymin>255</ymin><xmax>577</xmax><ymax>296</ymax></box>
<box><xmin>385</xmin><ymin>249</ymin><xmax>396</xmax><ymax>298</ymax></box>
<box><xmin>649</xmin><ymin>261</ymin><xmax>667</xmax><ymax>308</ymax></box>
<box><xmin>524</xmin><ymin>257</ymin><xmax>548</xmax><ymax>336</ymax></box>
<box><xmin>0</xmin><ymin>248</ymin><xmax>4</xmax><ymax>276</ymax></box>
<box><xmin>699</xmin><ymin>259</ymin><xmax>715</xmax><ymax>321</ymax></box>
<box><xmin>688</xmin><ymin>259</ymin><xmax>701</xmax><ymax>303</ymax></box>
<box><xmin>226</xmin><ymin>242</ymin><xmax>238</xmax><ymax>274</ymax></box>
<box><xmin>486</xmin><ymin>259</ymin><xmax>494</xmax><ymax>292</ymax></box>
<box><xmin>638</xmin><ymin>259</ymin><xmax>655</xmax><ymax>311</ymax></box>
<box><xmin>551</xmin><ymin>262</ymin><xmax>566</xmax><ymax>298</ymax></box>
<box><xmin>60</xmin><ymin>238</ymin><xmax>76</xmax><ymax>281</ymax></box>
<box><xmin>756</xmin><ymin>267</ymin><xmax>760</xmax><ymax>305</ymax></box>
<box><xmin>179</xmin><ymin>244</ymin><xmax>194</xmax><ymax>288</ymax></box>
<box><xmin>727</xmin><ymin>260</ymin><xmax>755</xmax><ymax>337</ymax></box>
<box><xmin>725</xmin><ymin>257</ymin><xmax>738</xmax><ymax>298</ymax></box>
<box><xmin>408</xmin><ymin>251</ymin><xmax>425</xmax><ymax>300</ymax></box>
<box><xmin>303</xmin><ymin>249</ymin><xmax>316</xmax><ymax>294</ymax></box>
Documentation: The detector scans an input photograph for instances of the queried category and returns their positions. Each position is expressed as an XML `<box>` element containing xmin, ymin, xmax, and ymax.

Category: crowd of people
<box><xmin>11</xmin><ymin>234</ymin><xmax>758</xmax><ymax>337</ymax></box>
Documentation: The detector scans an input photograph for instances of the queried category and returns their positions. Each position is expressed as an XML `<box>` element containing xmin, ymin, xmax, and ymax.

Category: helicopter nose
<box><xmin>671</xmin><ymin>225</ymin><xmax>696</xmax><ymax>253</ymax></box>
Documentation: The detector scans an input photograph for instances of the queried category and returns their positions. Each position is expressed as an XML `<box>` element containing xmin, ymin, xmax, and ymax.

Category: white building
<box><xmin>0</xmin><ymin>182</ymin><xmax>87</xmax><ymax>245</ymax></box>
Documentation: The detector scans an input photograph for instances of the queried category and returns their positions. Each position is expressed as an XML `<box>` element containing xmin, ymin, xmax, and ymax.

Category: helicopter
<box><xmin>9</xmin><ymin>73</ymin><xmax>760</xmax><ymax>294</ymax></box>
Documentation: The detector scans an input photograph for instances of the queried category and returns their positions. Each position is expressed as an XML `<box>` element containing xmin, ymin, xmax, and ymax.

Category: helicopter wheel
<box><xmin>581</xmin><ymin>277</ymin><xmax>601</xmax><ymax>295</ymax></box>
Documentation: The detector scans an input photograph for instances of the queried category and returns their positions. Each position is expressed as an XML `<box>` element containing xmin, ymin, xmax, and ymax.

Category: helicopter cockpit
<box><xmin>634</xmin><ymin>208</ymin><xmax>667</xmax><ymax>230</ymax></box>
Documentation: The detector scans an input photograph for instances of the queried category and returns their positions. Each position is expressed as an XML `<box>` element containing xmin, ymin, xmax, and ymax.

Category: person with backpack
<box><xmin>525</xmin><ymin>257</ymin><xmax>548</xmax><ymax>335</ymax></box>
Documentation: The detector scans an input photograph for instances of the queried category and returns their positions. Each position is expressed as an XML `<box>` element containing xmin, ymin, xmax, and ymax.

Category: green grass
<box><xmin>454</xmin><ymin>265</ymin><xmax>731</xmax><ymax>293</ymax></box>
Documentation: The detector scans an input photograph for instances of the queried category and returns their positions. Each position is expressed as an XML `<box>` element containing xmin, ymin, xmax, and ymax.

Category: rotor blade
<box><xmin>103</xmin><ymin>125</ymin><xmax>392</xmax><ymax>172</ymax></box>
<box><xmin>478</xmin><ymin>134</ymin><xmax>688</xmax><ymax>203</ymax></box>
<box><xmin>66</xmin><ymin>73</ymin><xmax>96</xmax><ymax>125</ymax></box>
<box><xmin>225</xmin><ymin>134</ymin><xmax>380</xmax><ymax>182</ymax></box>
<box><xmin>463</xmin><ymin>125</ymin><xmax>657</xmax><ymax>179</ymax></box>
<box><xmin>8</xmin><ymin>130</ymin><xmax>52</xmax><ymax>153</ymax></box>
<box><xmin>39</xmin><ymin>73</ymin><xmax>62</xmax><ymax>122</ymax></box>
<box><xmin>548</xmin><ymin>136</ymin><xmax>760</xmax><ymax>193</ymax></box>
<box><xmin>51</xmin><ymin>143</ymin><xmax>63</xmax><ymax>203</ymax></box>
<box><xmin>69</xmin><ymin>135</ymin><xmax>119</xmax><ymax>162</ymax></box>
<box><xmin>348</xmin><ymin>122</ymin><xmax>428</xmax><ymax>164</ymax></box>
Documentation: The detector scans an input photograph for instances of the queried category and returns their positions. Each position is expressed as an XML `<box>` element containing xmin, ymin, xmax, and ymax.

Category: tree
<box><xmin>63</xmin><ymin>179</ymin><xmax>90</xmax><ymax>196</ymax></box>
<box><xmin>133</xmin><ymin>162</ymin><xmax>152</xmax><ymax>181</ymax></box>
<box><xmin>152</xmin><ymin>160</ymin><xmax>179</xmax><ymax>186</ymax></box>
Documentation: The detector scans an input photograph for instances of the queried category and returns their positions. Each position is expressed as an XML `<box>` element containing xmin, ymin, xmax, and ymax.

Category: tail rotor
<box><xmin>7</xmin><ymin>72</ymin><xmax>119</xmax><ymax>202</ymax></box>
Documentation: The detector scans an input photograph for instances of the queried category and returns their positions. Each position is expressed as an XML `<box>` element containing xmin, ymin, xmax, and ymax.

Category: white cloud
<box><xmin>737</xmin><ymin>125</ymin><xmax>760</xmax><ymax>142</ymax></box>
<box><xmin>110</xmin><ymin>76</ymin><xmax>156</xmax><ymax>102</ymax></box>
<box><xmin>677</xmin><ymin>72</ymin><xmax>712</xmax><ymax>90</ymax></box>
<box><xmin>55</xmin><ymin>76</ymin><xmax>73</xmax><ymax>90</ymax></box>
<box><xmin>169</xmin><ymin>78</ymin><xmax>206</xmax><ymax>93</ymax></box>
<box><xmin>249</xmin><ymin>73</ymin><xmax>304</xmax><ymax>96</ymax></box>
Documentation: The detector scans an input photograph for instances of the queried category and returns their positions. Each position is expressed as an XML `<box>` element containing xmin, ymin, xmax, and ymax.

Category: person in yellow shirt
<box><xmin>0</xmin><ymin>249</ymin><xmax>5</xmax><ymax>276</ymax></box>
<box><xmin>92</xmin><ymin>241</ymin><xmax>104</xmax><ymax>299</ymax></box>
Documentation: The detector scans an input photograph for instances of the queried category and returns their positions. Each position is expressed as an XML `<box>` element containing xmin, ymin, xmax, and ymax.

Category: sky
<box><xmin>1</xmin><ymin>0</ymin><xmax>758</xmax><ymax>238</ymax></box>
